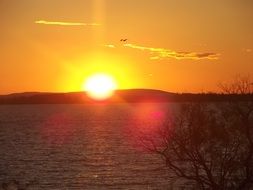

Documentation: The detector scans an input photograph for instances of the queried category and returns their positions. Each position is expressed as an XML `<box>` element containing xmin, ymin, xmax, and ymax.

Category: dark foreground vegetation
<box><xmin>141</xmin><ymin>77</ymin><xmax>253</xmax><ymax>189</ymax></box>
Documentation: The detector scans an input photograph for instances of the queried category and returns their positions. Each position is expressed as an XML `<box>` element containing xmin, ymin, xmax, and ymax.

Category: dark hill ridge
<box><xmin>0</xmin><ymin>89</ymin><xmax>252</xmax><ymax>104</ymax></box>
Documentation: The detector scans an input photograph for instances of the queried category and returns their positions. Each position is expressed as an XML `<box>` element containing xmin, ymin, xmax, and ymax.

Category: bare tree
<box><xmin>218</xmin><ymin>75</ymin><xmax>253</xmax><ymax>95</ymax></box>
<box><xmin>218</xmin><ymin>75</ymin><xmax>253</xmax><ymax>189</ymax></box>
<box><xmin>141</xmin><ymin>76</ymin><xmax>253</xmax><ymax>189</ymax></box>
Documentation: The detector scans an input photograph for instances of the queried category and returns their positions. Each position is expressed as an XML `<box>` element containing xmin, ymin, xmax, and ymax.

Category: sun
<box><xmin>84</xmin><ymin>74</ymin><xmax>117</xmax><ymax>100</ymax></box>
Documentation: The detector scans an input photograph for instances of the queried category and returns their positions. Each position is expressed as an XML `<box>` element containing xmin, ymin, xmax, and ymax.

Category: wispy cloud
<box><xmin>35</xmin><ymin>20</ymin><xmax>100</xmax><ymax>26</ymax></box>
<box><xmin>123</xmin><ymin>43</ymin><xmax>219</xmax><ymax>60</ymax></box>
<box><xmin>103</xmin><ymin>44</ymin><xmax>116</xmax><ymax>48</ymax></box>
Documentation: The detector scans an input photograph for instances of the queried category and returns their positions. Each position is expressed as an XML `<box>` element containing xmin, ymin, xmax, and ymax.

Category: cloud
<box><xmin>35</xmin><ymin>20</ymin><xmax>100</xmax><ymax>26</ymax></box>
<box><xmin>103</xmin><ymin>44</ymin><xmax>116</xmax><ymax>48</ymax></box>
<box><xmin>123</xmin><ymin>43</ymin><xmax>219</xmax><ymax>60</ymax></box>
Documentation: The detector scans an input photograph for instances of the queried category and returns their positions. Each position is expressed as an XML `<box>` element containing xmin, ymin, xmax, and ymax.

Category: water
<box><xmin>0</xmin><ymin>104</ymin><xmax>174</xmax><ymax>190</ymax></box>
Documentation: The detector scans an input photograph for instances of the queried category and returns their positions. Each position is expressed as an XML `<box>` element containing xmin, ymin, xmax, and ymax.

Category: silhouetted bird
<box><xmin>120</xmin><ymin>39</ymin><xmax>128</xmax><ymax>42</ymax></box>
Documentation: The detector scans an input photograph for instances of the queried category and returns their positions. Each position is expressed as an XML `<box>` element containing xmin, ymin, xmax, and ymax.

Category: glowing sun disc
<box><xmin>84</xmin><ymin>74</ymin><xmax>117</xmax><ymax>100</ymax></box>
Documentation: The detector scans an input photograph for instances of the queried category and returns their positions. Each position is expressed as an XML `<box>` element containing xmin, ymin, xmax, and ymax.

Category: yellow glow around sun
<box><xmin>84</xmin><ymin>74</ymin><xmax>117</xmax><ymax>100</ymax></box>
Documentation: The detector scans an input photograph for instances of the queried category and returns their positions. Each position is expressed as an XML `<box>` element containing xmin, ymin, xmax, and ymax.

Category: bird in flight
<box><xmin>120</xmin><ymin>39</ymin><xmax>128</xmax><ymax>42</ymax></box>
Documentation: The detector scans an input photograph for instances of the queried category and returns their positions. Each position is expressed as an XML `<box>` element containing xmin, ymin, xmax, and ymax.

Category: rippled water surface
<box><xmin>0</xmin><ymin>104</ymin><xmax>175</xmax><ymax>189</ymax></box>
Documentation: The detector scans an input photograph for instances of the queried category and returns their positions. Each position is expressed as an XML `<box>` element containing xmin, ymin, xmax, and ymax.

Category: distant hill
<box><xmin>0</xmin><ymin>89</ymin><xmax>252</xmax><ymax>104</ymax></box>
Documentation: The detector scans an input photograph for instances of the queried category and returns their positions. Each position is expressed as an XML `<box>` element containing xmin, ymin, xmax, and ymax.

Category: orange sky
<box><xmin>0</xmin><ymin>0</ymin><xmax>253</xmax><ymax>94</ymax></box>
